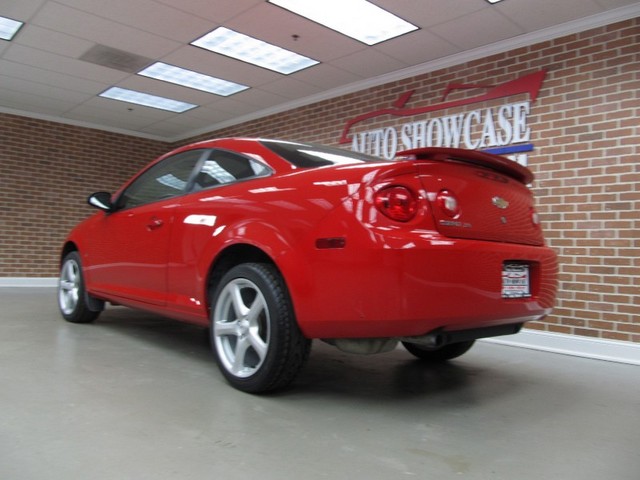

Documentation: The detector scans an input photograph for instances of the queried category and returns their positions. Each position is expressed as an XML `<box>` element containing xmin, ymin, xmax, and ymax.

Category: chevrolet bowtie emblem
<box><xmin>492</xmin><ymin>196</ymin><xmax>509</xmax><ymax>209</ymax></box>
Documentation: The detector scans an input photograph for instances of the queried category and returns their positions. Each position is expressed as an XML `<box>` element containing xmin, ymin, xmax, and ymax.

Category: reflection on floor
<box><xmin>1</xmin><ymin>288</ymin><xmax>638</xmax><ymax>479</ymax></box>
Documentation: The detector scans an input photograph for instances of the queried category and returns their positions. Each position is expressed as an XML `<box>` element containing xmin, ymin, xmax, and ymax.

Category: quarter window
<box><xmin>191</xmin><ymin>149</ymin><xmax>269</xmax><ymax>190</ymax></box>
<box><xmin>117</xmin><ymin>150</ymin><xmax>205</xmax><ymax>209</ymax></box>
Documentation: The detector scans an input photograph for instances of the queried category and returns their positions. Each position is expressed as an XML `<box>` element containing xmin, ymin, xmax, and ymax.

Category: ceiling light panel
<box><xmin>191</xmin><ymin>27</ymin><xmax>318</xmax><ymax>75</ymax></box>
<box><xmin>99</xmin><ymin>87</ymin><xmax>197</xmax><ymax>113</ymax></box>
<box><xmin>139</xmin><ymin>62</ymin><xmax>249</xmax><ymax>96</ymax></box>
<box><xmin>268</xmin><ymin>0</ymin><xmax>418</xmax><ymax>45</ymax></box>
<box><xmin>0</xmin><ymin>16</ymin><xmax>24</xmax><ymax>41</ymax></box>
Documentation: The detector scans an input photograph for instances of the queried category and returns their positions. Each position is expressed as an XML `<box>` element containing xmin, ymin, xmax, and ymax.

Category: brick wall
<box><xmin>1</xmin><ymin>19</ymin><xmax>637</xmax><ymax>342</ymax></box>
<box><xmin>185</xmin><ymin>18</ymin><xmax>640</xmax><ymax>342</ymax></box>
<box><xmin>0</xmin><ymin>115</ymin><xmax>167</xmax><ymax>276</ymax></box>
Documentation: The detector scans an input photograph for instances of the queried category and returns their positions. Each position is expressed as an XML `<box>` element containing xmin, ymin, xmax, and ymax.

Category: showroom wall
<box><xmin>184</xmin><ymin>18</ymin><xmax>639</xmax><ymax>343</ymax></box>
<box><xmin>0</xmin><ymin>115</ymin><xmax>167</xmax><ymax>276</ymax></box>
<box><xmin>1</xmin><ymin>18</ymin><xmax>637</xmax><ymax>343</ymax></box>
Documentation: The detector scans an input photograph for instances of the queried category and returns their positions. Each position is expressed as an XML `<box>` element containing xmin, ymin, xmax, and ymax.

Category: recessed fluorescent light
<box><xmin>486</xmin><ymin>0</ymin><xmax>504</xmax><ymax>4</ymax></box>
<box><xmin>268</xmin><ymin>0</ymin><xmax>418</xmax><ymax>45</ymax></box>
<box><xmin>191</xmin><ymin>26</ymin><xmax>318</xmax><ymax>75</ymax></box>
<box><xmin>139</xmin><ymin>62</ymin><xmax>249</xmax><ymax>96</ymax></box>
<box><xmin>99</xmin><ymin>87</ymin><xmax>197</xmax><ymax>113</ymax></box>
<box><xmin>0</xmin><ymin>16</ymin><xmax>24</xmax><ymax>41</ymax></box>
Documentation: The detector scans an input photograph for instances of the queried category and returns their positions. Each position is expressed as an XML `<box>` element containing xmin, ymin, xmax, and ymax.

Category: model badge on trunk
<box><xmin>492</xmin><ymin>196</ymin><xmax>509</xmax><ymax>209</ymax></box>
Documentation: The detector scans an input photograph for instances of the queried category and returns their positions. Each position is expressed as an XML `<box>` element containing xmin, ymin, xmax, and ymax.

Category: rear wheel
<box><xmin>210</xmin><ymin>263</ymin><xmax>310</xmax><ymax>393</ymax></box>
<box><xmin>402</xmin><ymin>340</ymin><xmax>475</xmax><ymax>362</ymax></box>
<box><xmin>58</xmin><ymin>251</ymin><xmax>101</xmax><ymax>324</ymax></box>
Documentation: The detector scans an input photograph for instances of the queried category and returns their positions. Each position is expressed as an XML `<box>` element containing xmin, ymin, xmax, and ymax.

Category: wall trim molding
<box><xmin>0</xmin><ymin>278</ymin><xmax>58</xmax><ymax>287</ymax></box>
<box><xmin>482</xmin><ymin>330</ymin><xmax>640</xmax><ymax>366</ymax></box>
<box><xmin>2</xmin><ymin>278</ymin><xmax>638</xmax><ymax>366</ymax></box>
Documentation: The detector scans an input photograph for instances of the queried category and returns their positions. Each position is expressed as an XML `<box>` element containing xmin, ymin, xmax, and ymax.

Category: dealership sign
<box><xmin>338</xmin><ymin>70</ymin><xmax>547</xmax><ymax>166</ymax></box>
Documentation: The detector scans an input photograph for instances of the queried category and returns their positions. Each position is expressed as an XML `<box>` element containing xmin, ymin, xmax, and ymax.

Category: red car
<box><xmin>58</xmin><ymin>138</ymin><xmax>557</xmax><ymax>393</ymax></box>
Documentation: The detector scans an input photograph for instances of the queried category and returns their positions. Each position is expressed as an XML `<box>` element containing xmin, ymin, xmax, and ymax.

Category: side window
<box><xmin>191</xmin><ymin>149</ymin><xmax>270</xmax><ymax>190</ymax></box>
<box><xmin>117</xmin><ymin>150</ymin><xmax>205</xmax><ymax>209</ymax></box>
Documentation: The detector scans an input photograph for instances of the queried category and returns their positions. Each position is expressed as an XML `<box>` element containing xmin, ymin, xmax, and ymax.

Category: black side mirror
<box><xmin>87</xmin><ymin>192</ymin><xmax>113</xmax><ymax>212</ymax></box>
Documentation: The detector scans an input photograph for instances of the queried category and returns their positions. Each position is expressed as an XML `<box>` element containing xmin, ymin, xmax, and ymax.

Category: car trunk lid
<box><xmin>399</xmin><ymin>148</ymin><xmax>543</xmax><ymax>246</ymax></box>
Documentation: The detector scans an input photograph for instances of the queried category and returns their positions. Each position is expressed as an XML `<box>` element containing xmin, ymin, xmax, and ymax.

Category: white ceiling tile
<box><xmin>53</xmin><ymin>0</ymin><xmax>215</xmax><ymax>43</ymax></box>
<box><xmin>258</xmin><ymin>77</ymin><xmax>323</xmax><ymax>100</ymax></box>
<box><xmin>292</xmin><ymin>63</ymin><xmax>363</xmax><ymax>90</ymax></box>
<box><xmin>594</xmin><ymin>0</ymin><xmax>640</xmax><ymax>7</ymax></box>
<box><xmin>0</xmin><ymin>75</ymin><xmax>92</xmax><ymax>104</ymax></box>
<box><xmin>0</xmin><ymin>0</ymin><xmax>47</xmax><ymax>21</ymax></box>
<box><xmin>65</xmin><ymin>98</ymin><xmax>177</xmax><ymax>124</ymax></box>
<box><xmin>153</xmin><ymin>0</ymin><xmax>264</xmax><ymax>23</ymax></box>
<box><xmin>220</xmin><ymin>89</ymin><xmax>288</xmax><ymax>110</ymax></box>
<box><xmin>430</xmin><ymin>7</ymin><xmax>525</xmax><ymax>50</ymax></box>
<box><xmin>330</xmin><ymin>49</ymin><xmax>409</xmax><ymax>78</ymax></box>
<box><xmin>0</xmin><ymin>86</ymin><xmax>79</xmax><ymax>114</ymax></box>
<box><xmin>3</xmin><ymin>44</ymin><xmax>129</xmax><ymax>83</ymax></box>
<box><xmin>374</xmin><ymin>29</ymin><xmax>461</xmax><ymax>65</ymax></box>
<box><xmin>30</xmin><ymin>2</ymin><xmax>181</xmax><ymax>58</ymax></box>
<box><xmin>497</xmin><ymin>0</ymin><xmax>602</xmax><ymax>31</ymax></box>
<box><xmin>0</xmin><ymin>60</ymin><xmax>109</xmax><ymax>94</ymax></box>
<box><xmin>12</xmin><ymin>24</ymin><xmax>94</xmax><ymax>58</ymax></box>
<box><xmin>373</xmin><ymin>0</ymin><xmax>486</xmax><ymax>28</ymax></box>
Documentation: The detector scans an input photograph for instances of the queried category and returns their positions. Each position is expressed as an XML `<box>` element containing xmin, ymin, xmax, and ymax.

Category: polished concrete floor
<box><xmin>1</xmin><ymin>288</ymin><xmax>638</xmax><ymax>480</ymax></box>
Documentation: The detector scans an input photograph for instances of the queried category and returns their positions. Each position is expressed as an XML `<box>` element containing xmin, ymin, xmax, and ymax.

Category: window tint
<box><xmin>117</xmin><ymin>149</ymin><xmax>205</xmax><ymax>209</ymax></box>
<box><xmin>260</xmin><ymin>140</ymin><xmax>383</xmax><ymax>168</ymax></box>
<box><xmin>191</xmin><ymin>149</ymin><xmax>269</xmax><ymax>190</ymax></box>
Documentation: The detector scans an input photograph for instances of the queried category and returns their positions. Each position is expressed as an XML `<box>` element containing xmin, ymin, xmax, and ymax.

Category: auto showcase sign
<box><xmin>338</xmin><ymin>70</ymin><xmax>547</xmax><ymax>166</ymax></box>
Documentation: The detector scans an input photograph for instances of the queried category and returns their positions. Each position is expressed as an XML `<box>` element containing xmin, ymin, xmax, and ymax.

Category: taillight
<box><xmin>436</xmin><ymin>189</ymin><xmax>461</xmax><ymax>218</ymax></box>
<box><xmin>530</xmin><ymin>207</ymin><xmax>540</xmax><ymax>226</ymax></box>
<box><xmin>374</xmin><ymin>186</ymin><xmax>418</xmax><ymax>222</ymax></box>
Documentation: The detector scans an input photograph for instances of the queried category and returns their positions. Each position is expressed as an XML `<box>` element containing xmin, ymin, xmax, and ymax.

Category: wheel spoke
<box><xmin>247</xmin><ymin>294</ymin><xmax>268</xmax><ymax>361</ymax></box>
<box><xmin>230</xmin><ymin>283</ymin><xmax>249</xmax><ymax>318</ymax></box>
<box><xmin>246</xmin><ymin>294</ymin><xmax>265</xmax><ymax>324</ymax></box>
<box><xmin>231</xmin><ymin>336</ymin><xmax>251</xmax><ymax>374</ymax></box>
<box><xmin>215</xmin><ymin>320</ymin><xmax>238</xmax><ymax>337</ymax></box>
<box><xmin>247</xmin><ymin>329</ymin><xmax>268</xmax><ymax>361</ymax></box>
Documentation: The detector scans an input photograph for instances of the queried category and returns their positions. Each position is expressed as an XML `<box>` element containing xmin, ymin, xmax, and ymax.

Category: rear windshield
<box><xmin>260</xmin><ymin>140</ymin><xmax>384</xmax><ymax>168</ymax></box>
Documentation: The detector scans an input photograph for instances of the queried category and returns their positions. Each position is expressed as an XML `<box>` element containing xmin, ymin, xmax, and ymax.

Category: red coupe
<box><xmin>58</xmin><ymin>138</ymin><xmax>557</xmax><ymax>393</ymax></box>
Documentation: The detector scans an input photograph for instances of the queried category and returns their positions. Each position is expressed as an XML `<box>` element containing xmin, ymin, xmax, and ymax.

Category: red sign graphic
<box><xmin>338</xmin><ymin>70</ymin><xmax>547</xmax><ymax>144</ymax></box>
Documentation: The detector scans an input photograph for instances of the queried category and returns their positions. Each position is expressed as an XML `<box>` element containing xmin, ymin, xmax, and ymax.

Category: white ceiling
<box><xmin>1</xmin><ymin>0</ymin><xmax>639</xmax><ymax>141</ymax></box>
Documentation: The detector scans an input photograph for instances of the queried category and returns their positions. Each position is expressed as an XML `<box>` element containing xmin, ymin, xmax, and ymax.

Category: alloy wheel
<box><xmin>213</xmin><ymin>278</ymin><xmax>270</xmax><ymax>378</ymax></box>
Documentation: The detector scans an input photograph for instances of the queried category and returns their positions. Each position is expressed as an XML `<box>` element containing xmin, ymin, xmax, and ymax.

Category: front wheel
<box><xmin>210</xmin><ymin>263</ymin><xmax>311</xmax><ymax>393</ymax></box>
<box><xmin>402</xmin><ymin>340</ymin><xmax>475</xmax><ymax>362</ymax></box>
<box><xmin>58</xmin><ymin>251</ymin><xmax>101</xmax><ymax>324</ymax></box>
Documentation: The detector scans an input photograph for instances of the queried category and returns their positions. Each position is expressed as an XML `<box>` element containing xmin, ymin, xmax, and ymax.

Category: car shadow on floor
<box><xmin>90</xmin><ymin>306</ymin><xmax>547</xmax><ymax>406</ymax></box>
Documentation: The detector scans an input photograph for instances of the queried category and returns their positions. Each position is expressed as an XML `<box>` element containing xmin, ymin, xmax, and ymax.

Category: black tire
<box><xmin>402</xmin><ymin>340</ymin><xmax>475</xmax><ymax>362</ymax></box>
<box><xmin>210</xmin><ymin>263</ymin><xmax>311</xmax><ymax>393</ymax></box>
<box><xmin>58</xmin><ymin>251</ymin><xmax>101</xmax><ymax>324</ymax></box>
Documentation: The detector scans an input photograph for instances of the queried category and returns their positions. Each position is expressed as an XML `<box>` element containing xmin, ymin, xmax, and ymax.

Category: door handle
<box><xmin>147</xmin><ymin>217</ymin><xmax>164</xmax><ymax>231</ymax></box>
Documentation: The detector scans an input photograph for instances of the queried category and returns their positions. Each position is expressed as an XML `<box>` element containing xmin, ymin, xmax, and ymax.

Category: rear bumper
<box><xmin>293</xmin><ymin>235</ymin><xmax>558</xmax><ymax>339</ymax></box>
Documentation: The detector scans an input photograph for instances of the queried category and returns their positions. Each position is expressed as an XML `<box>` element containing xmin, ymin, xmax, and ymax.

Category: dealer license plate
<box><xmin>502</xmin><ymin>263</ymin><xmax>531</xmax><ymax>298</ymax></box>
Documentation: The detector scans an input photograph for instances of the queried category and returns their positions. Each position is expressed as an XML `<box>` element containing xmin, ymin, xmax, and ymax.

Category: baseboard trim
<box><xmin>1</xmin><ymin>278</ymin><xmax>638</xmax><ymax>365</ymax></box>
<box><xmin>0</xmin><ymin>277</ymin><xmax>58</xmax><ymax>287</ymax></box>
<box><xmin>482</xmin><ymin>330</ymin><xmax>640</xmax><ymax>366</ymax></box>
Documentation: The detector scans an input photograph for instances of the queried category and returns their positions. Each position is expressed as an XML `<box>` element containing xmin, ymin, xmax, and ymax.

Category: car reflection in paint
<box><xmin>58</xmin><ymin>138</ymin><xmax>557</xmax><ymax>393</ymax></box>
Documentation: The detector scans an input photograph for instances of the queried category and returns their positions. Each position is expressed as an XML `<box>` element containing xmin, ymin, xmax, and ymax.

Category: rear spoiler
<box><xmin>397</xmin><ymin>147</ymin><xmax>534</xmax><ymax>185</ymax></box>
